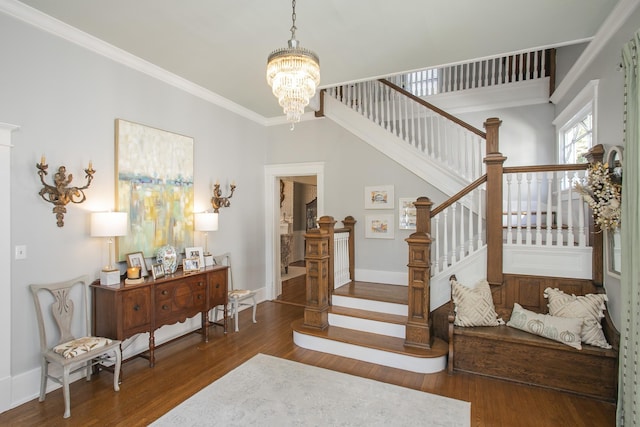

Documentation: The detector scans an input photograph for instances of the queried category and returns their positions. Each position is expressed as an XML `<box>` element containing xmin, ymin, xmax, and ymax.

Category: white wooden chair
<box><xmin>30</xmin><ymin>275</ymin><xmax>122</xmax><ymax>418</ymax></box>
<box><xmin>212</xmin><ymin>253</ymin><xmax>257</xmax><ymax>332</ymax></box>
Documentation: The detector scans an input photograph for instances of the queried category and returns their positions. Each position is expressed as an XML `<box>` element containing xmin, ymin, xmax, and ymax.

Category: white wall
<box><xmin>1</xmin><ymin>12</ymin><xmax>266</xmax><ymax>406</ymax></box>
<box><xmin>550</xmin><ymin>5</ymin><xmax>640</xmax><ymax>328</ymax></box>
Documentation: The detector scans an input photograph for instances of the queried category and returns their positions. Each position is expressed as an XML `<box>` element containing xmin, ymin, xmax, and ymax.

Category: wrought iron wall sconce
<box><xmin>37</xmin><ymin>156</ymin><xmax>95</xmax><ymax>227</ymax></box>
<box><xmin>211</xmin><ymin>180</ymin><xmax>236</xmax><ymax>213</ymax></box>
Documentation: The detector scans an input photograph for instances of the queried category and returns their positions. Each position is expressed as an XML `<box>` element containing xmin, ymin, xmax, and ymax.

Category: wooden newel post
<box><xmin>303</xmin><ymin>227</ymin><xmax>330</xmax><ymax>330</ymax></box>
<box><xmin>405</xmin><ymin>197</ymin><xmax>433</xmax><ymax>349</ymax></box>
<box><xmin>484</xmin><ymin>117</ymin><xmax>506</xmax><ymax>287</ymax></box>
<box><xmin>318</xmin><ymin>216</ymin><xmax>337</xmax><ymax>303</ymax></box>
<box><xmin>342</xmin><ymin>216</ymin><xmax>357</xmax><ymax>282</ymax></box>
<box><xmin>585</xmin><ymin>144</ymin><xmax>605</xmax><ymax>286</ymax></box>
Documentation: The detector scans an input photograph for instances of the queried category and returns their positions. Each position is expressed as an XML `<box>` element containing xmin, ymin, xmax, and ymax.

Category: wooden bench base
<box><xmin>451</xmin><ymin>324</ymin><xmax>618</xmax><ymax>401</ymax></box>
<box><xmin>436</xmin><ymin>274</ymin><xmax>620</xmax><ymax>403</ymax></box>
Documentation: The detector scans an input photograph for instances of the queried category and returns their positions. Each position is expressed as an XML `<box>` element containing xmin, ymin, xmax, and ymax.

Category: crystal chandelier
<box><xmin>266</xmin><ymin>0</ymin><xmax>320</xmax><ymax>128</ymax></box>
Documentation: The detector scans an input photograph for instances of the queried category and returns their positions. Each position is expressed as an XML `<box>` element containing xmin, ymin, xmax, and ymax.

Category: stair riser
<box><xmin>332</xmin><ymin>295</ymin><xmax>407</xmax><ymax>316</ymax></box>
<box><xmin>328</xmin><ymin>313</ymin><xmax>405</xmax><ymax>339</ymax></box>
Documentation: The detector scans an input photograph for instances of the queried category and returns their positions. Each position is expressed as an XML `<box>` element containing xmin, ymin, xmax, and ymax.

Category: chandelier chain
<box><xmin>290</xmin><ymin>0</ymin><xmax>297</xmax><ymax>39</ymax></box>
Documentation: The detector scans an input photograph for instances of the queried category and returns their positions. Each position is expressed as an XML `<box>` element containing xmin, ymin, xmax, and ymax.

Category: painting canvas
<box><xmin>399</xmin><ymin>198</ymin><xmax>417</xmax><ymax>230</ymax></box>
<box><xmin>364</xmin><ymin>185</ymin><xmax>394</xmax><ymax>209</ymax></box>
<box><xmin>116</xmin><ymin>119</ymin><xmax>194</xmax><ymax>260</ymax></box>
<box><xmin>365</xmin><ymin>214</ymin><xmax>395</xmax><ymax>239</ymax></box>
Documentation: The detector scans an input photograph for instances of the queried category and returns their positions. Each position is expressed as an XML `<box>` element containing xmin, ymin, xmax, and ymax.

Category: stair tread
<box><xmin>333</xmin><ymin>281</ymin><xmax>407</xmax><ymax>305</ymax></box>
<box><xmin>292</xmin><ymin>318</ymin><xmax>447</xmax><ymax>358</ymax></box>
<box><xmin>329</xmin><ymin>306</ymin><xmax>406</xmax><ymax>324</ymax></box>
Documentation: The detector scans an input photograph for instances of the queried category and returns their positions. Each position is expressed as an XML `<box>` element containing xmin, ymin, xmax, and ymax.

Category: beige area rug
<box><xmin>281</xmin><ymin>265</ymin><xmax>306</xmax><ymax>281</ymax></box>
<box><xmin>151</xmin><ymin>353</ymin><xmax>470</xmax><ymax>426</ymax></box>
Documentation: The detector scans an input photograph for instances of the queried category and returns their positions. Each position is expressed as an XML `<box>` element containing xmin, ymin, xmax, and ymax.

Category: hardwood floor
<box><xmin>1</xmin><ymin>301</ymin><xmax>615</xmax><ymax>426</ymax></box>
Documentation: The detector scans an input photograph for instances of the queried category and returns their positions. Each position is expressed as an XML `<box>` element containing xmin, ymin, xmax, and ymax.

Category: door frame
<box><xmin>264</xmin><ymin>162</ymin><xmax>324</xmax><ymax>300</ymax></box>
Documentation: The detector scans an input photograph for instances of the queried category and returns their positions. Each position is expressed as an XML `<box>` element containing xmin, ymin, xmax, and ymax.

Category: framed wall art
<box><xmin>364</xmin><ymin>185</ymin><xmax>394</xmax><ymax>209</ymax></box>
<box><xmin>398</xmin><ymin>198</ymin><xmax>417</xmax><ymax>230</ymax></box>
<box><xmin>115</xmin><ymin>119</ymin><xmax>194</xmax><ymax>261</ymax></box>
<box><xmin>365</xmin><ymin>214</ymin><xmax>395</xmax><ymax>239</ymax></box>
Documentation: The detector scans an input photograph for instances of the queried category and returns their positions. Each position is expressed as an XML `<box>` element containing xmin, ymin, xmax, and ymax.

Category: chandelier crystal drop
<box><xmin>266</xmin><ymin>0</ymin><xmax>320</xmax><ymax>128</ymax></box>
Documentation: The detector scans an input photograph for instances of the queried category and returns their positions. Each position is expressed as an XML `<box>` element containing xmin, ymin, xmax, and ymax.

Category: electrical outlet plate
<box><xmin>15</xmin><ymin>245</ymin><xmax>26</xmax><ymax>259</ymax></box>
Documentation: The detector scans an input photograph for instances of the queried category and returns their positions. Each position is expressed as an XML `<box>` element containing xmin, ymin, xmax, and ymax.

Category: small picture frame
<box><xmin>184</xmin><ymin>246</ymin><xmax>204</xmax><ymax>269</ymax></box>
<box><xmin>365</xmin><ymin>214</ymin><xmax>395</xmax><ymax>239</ymax></box>
<box><xmin>399</xmin><ymin>198</ymin><xmax>417</xmax><ymax>230</ymax></box>
<box><xmin>364</xmin><ymin>185</ymin><xmax>394</xmax><ymax>209</ymax></box>
<box><xmin>183</xmin><ymin>257</ymin><xmax>200</xmax><ymax>273</ymax></box>
<box><xmin>151</xmin><ymin>263</ymin><xmax>165</xmax><ymax>280</ymax></box>
<box><xmin>126</xmin><ymin>251</ymin><xmax>149</xmax><ymax>277</ymax></box>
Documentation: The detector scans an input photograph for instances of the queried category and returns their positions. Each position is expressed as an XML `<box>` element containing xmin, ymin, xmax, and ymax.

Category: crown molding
<box><xmin>0</xmin><ymin>0</ymin><xmax>268</xmax><ymax>125</ymax></box>
<box><xmin>550</xmin><ymin>0</ymin><xmax>640</xmax><ymax>105</ymax></box>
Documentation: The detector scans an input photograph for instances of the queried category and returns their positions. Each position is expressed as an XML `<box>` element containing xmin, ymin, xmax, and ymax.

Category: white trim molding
<box><xmin>550</xmin><ymin>0</ymin><xmax>640</xmax><ymax>105</ymax></box>
<box><xmin>0</xmin><ymin>0</ymin><xmax>267</xmax><ymax>125</ymax></box>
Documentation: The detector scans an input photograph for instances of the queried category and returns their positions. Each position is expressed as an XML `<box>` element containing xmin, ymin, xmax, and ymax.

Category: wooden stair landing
<box><xmin>333</xmin><ymin>281</ymin><xmax>407</xmax><ymax>305</ymax></box>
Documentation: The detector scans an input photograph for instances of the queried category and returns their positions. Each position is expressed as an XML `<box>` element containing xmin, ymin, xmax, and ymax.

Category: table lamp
<box><xmin>195</xmin><ymin>212</ymin><xmax>218</xmax><ymax>266</ymax></box>
<box><xmin>91</xmin><ymin>211</ymin><xmax>128</xmax><ymax>285</ymax></box>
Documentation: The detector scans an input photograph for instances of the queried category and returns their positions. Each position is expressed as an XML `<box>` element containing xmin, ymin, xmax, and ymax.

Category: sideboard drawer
<box><xmin>155</xmin><ymin>274</ymin><xmax>207</xmax><ymax>325</ymax></box>
<box><xmin>122</xmin><ymin>287</ymin><xmax>152</xmax><ymax>336</ymax></box>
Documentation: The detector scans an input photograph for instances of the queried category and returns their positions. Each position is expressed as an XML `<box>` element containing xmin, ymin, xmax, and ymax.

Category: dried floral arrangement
<box><xmin>575</xmin><ymin>162</ymin><xmax>622</xmax><ymax>231</ymax></box>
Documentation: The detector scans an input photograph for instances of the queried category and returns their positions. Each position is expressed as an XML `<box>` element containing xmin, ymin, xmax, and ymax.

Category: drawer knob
<box><xmin>162</xmin><ymin>304</ymin><xmax>169</xmax><ymax>310</ymax></box>
<box><xmin>133</xmin><ymin>304</ymin><xmax>140</xmax><ymax>311</ymax></box>
<box><xmin>216</xmin><ymin>284</ymin><xmax>220</xmax><ymax>289</ymax></box>
<box><xmin>161</xmin><ymin>290</ymin><xmax>168</xmax><ymax>295</ymax></box>
<box><xmin>197</xmin><ymin>295</ymin><xmax>202</xmax><ymax>300</ymax></box>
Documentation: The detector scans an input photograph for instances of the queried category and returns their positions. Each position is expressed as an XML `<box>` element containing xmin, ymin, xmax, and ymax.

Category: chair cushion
<box><xmin>451</xmin><ymin>279</ymin><xmax>504</xmax><ymax>327</ymax></box>
<box><xmin>544</xmin><ymin>287</ymin><xmax>612</xmax><ymax>349</ymax></box>
<box><xmin>507</xmin><ymin>303</ymin><xmax>583</xmax><ymax>349</ymax></box>
<box><xmin>53</xmin><ymin>336</ymin><xmax>113</xmax><ymax>359</ymax></box>
<box><xmin>229</xmin><ymin>289</ymin><xmax>253</xmax><ymax>298</ymax></box>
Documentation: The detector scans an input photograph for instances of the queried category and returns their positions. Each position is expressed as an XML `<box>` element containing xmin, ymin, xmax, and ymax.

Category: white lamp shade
<box><xmin>91</xmin><ymin>212</ymin><xmax>128</xmax><ymax>237</ymax></box>
<box><xmin>195</xmin><ymin>212</ymin><xmax>219</xmax><ymax>232</ymax></box>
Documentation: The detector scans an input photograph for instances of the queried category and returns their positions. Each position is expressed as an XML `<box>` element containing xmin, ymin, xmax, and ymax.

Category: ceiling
<box><xmin>16</xmin><ymin>0</ymin><xmax>619</xmax><ymax>121</ymax></box>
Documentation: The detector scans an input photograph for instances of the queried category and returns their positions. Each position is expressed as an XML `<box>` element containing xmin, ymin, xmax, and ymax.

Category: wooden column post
<box><xmin>303</xmin><ymin>227</ymin><xmax>330</xmax><ymax>329</ymax></box>
<box><xmin>585</xmin><ymin>144</ymin><xmax>605</xmax><ymax>286</ymax></box>
<box><xmin>405</xmin><ymin>197</ymin><xmax>433</xmax><ymax>349</ymax></box>
<box><xmin>342</xmin><ymin>216</ymin><xmax>357</xmax><ymax>282</ymax></box>
<box><xmin>318</xmin><ymin>216</ymin><xmax>337</xmax><ymax>304</ymax></box>
<box><xmin>484</xmin><ymin>117</ymin><xmax>506</xmax><ymax>287</ymax></box>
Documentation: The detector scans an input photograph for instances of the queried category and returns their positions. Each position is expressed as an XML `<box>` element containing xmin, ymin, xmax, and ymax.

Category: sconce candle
<box><xmin>37</xmin><ymin>160</ymin><xmax>96</xmax><ymax>227</ymax></box>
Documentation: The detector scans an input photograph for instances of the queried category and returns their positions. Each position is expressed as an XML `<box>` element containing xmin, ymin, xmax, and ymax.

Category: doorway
<box><xmin>264</xmin><ymin>162</ymin><xmax>324</xmax><ymax>303</ymax></box>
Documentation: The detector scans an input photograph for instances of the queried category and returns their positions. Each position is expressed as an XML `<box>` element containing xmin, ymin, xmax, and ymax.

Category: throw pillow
<box><xmin>451</xmin><ymin>278</ymin><xmax>504</xmax><ymax>327</ymax></box>
<box><xmin>507</xmin><ymin>303</ymin><xmax>583</xmax><ymax>349</ymax></box>
<box><xmin>544</xmin><ymin>287</ymin><xmax>612</xmax><ymax>349</ymax></box>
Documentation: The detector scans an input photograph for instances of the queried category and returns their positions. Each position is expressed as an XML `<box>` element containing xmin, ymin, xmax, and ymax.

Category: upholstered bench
<box><xmin>442</xmin><ymin>273</ymin><xmax>620</xmax><ymax>402</ymax></box>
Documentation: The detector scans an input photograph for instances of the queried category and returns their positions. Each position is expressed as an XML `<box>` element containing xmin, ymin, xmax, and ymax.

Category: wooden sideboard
<box><xmin>91</xmin><ymin>265</ymin><xmax>228</xmax><ymax>367</ymax></box>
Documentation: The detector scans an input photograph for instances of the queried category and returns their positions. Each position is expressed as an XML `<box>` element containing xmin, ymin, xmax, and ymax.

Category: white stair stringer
<box><xmin>324</xmin><ymin>95</ymin><xmax>469</xmax><ymax>198</ymax></box>
<box><xmin>293</xmin><ymin>330</ymin><xmax>446</xmax><ymax>374</ymax></box>
<box><xmin>293</xmin><ymin>293</ymin><xmax>447</xmax><ymax>374</ymax></box>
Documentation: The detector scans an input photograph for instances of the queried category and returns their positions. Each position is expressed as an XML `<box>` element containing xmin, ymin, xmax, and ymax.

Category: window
<box><xmin>560</xmin><ymin>109</ymin><xmax>592</xmax><ymax>164</ymax></box>
<box><xmin>553</xmin><ymin>80</ymin><xmax>598</xmax><ymax>164</ymax></box>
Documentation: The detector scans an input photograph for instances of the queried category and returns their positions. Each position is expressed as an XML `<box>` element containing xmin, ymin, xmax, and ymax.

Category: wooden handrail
<box><xmin>378</xmin><ymin>79</ymin><xmax>487</xmax><ymax>139</ymax></box>
<box><xmin>503</xmin><ymin>163</ymin><xmax>588</xmax><ymax>174</ymax></box>
<box><xmin>431</xmin><ymin>174</ymin><xmax>487</xmax><ymax>217</ymax></box>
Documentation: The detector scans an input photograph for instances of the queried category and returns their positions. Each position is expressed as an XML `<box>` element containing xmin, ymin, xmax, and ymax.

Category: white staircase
<box><xmin>293</xmin><ymin>283</ymin><xmax>448</xmax><ymax>374</ymax></box>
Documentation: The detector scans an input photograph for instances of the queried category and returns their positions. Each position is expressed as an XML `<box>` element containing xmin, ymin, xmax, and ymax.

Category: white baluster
<box><xmin>555</xmin><ymin>171</ymin><xmax>564</xmax><ymax>246</ymax></box>
<box><xmin>385</xmin><ymin>85</ymin><xmax>391</xmax><ymax>131</ymax></box>
<box><xmin>567</xmin><ymin>171</ymin><xmax>575</xmax><ymax>245</ymax></box>
<box><xmin>506</xmin><ymin>174</ymin><xmax>513</xmax><ymax>244</ymax></box>
<box><xmin>525</xmin><ymin>173</ymin><xmax>532</xmax><ymax>245</ymax></box>
<box><xmin>477</xmin><ymin>186</ymin><xmax>483</xmax><ymax>249</ymax></box>
<box><xmin>540</xmin><ymin>50</ymin><xmax>546</xmax><ymax>80</ymax></box>
<box><xmin>451</xmin><ymin>204</ymin><xmax>457</xmax><ymax>264</ymax></box>
<box><xmin>459</xmin><ymin>202</ymin><xmax>465</xmax><ymax>261</ymax></box>
<box><xmin>536</xmin><ymin>173</ymin><xmax>542</xmax><ymax>246</ymax></box>
<box><xmin>443</xmin><ymin>209</ymin><xmax>449</xmax><ymax>269</ymax></box>
<box><xmin>468</xmin><ymin>194</ymin><xmax>474</xmax><ymax>253</ymax></box>
<box><xmin>434</xmin><ymin>215</ymin><xmax>440</xmax><ymax>273</ymax></box>
<box><xmin>578</xmin><ymin>170</ymin><xmax>586</xmax><ymax>247</ymax></box>
<box><xmin>516</xmin><ymin>173</ymin><xmax>523</xmax><ymax>245</ymax></box>
<box><xmin>546</xmin><ymin>172</ymin><xmax>553</xmax><ymax>246</ymax></box>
